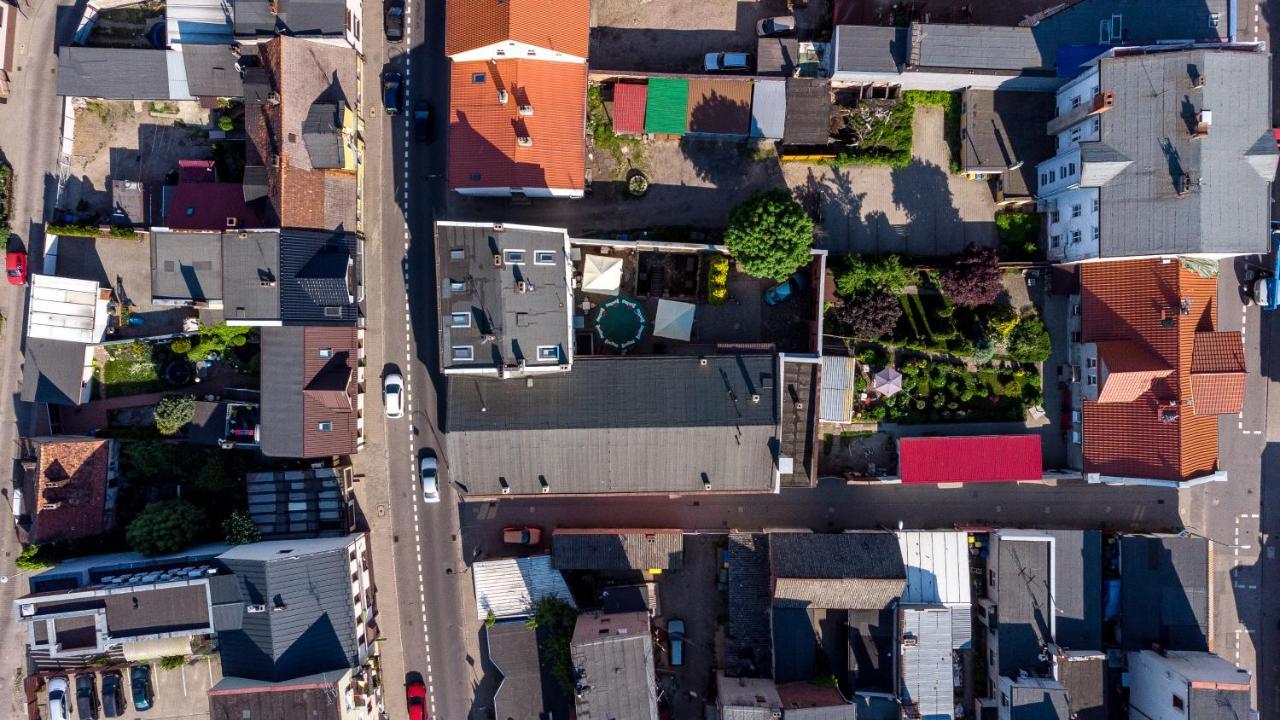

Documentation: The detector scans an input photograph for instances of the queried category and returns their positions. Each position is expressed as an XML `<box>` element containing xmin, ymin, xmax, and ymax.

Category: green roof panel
<box><xmin>644</xmin><ymin>77</ymin><xmax>689</xmax><ymax>135</ymax></box>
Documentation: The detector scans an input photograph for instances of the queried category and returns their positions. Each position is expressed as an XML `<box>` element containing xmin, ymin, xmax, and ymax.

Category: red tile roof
<box><xmin>178</xmin><ymin>159</ymin><xmax>216</xmax><ymax>183</ymax></box>
<box><xmin>896</xmin><ymin>435</ymin><xmax>1043</xmax><ymax>484</ymax></box>
<box><xmin>445</xmin><ymin>0</ymin><xmax>589</xmax><ymax>58</ymax></box>
<box><xmin>302</xmin><ymin>326</ymin><xmax>359</xmax><ymax>458</ymax></box>
<box><xmin>448</xmin><ymin>59</ymin><xmax>586</xmax><ymax>192</ymax></box>
<box><xmin>611</xmin><ymin>82</ymin><xmax>648</xmax><ymax>135</ymax></box>
<box><xmin>1190</xmin><ymin>331</ymin><xmax>1245</xmax><ymax>415</ymax></box>
<box><xmin>1081</xmin><ymin>259</ymin><xmax>1221</xmax><ymax>482</ymax></box>
<box><xmin>1094</xmin><ymin>340</ymin><xmax>1172</xmax><ymax>403</ymax></box>
<box><xmin>28</xmin><ymin>438</ymin><xmax>112</xmax><ymax>544</ymax></box>
<box><xmin>164</xmin><ymin>183</ymin><xmax>264</xmax><ymax>230</ymax></box>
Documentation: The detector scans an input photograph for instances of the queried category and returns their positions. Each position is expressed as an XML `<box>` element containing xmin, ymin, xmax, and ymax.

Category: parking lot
<box><xmin>33</xmin><ymin>656</ymin><xmax>220</xmax><ymax>720</ymax></box>
<box><xmin>589</xmin><ymin>0</ymin><xmax>792</xmax><ymax>72</ymax></box>
<box><xmin>652</xmin><ymin>534</ymin><xmax>724</xmax><ymax>719</ymax></box>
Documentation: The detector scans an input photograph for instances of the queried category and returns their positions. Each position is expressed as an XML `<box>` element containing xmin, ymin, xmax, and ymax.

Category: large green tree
<box><xmin>724</xmin><ymin>189</ymin><xmax>814</xmax><ymax>281</ymax></box>
<box><xmin>127</xmin><ymin>499</ymin><xmax>205</xmax><ymax>556</ymax></box>
<box><xmin>834</xmin><ymin>254</ymin><xmax>913</xmax><ymax>296</ymax></box>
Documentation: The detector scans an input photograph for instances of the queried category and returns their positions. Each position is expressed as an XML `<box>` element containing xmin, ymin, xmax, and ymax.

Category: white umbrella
<box><xmin>581</xmin><ymin>254</ymin><xmax>623</xmax><ymax>296</ymax></box>
<box><xmin>653</xmin><ymin>299</ymin><xmax>696</xmax><ymax>341</ymax></box>
<box><xmin>872</xmin><ymin>366</ymin><xmax>903</xmax><ymax>397</ymax></box>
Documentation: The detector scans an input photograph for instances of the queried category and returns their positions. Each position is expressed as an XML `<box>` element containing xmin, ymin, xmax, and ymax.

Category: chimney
<box><xmin>497</xmin><ymin>90</ymin><xmax>509</xmax><ymax>105</ymax></box>
<box><xmin>1192</xmin><ymin>110</ymin><xmax>1212</xmax><ymax>139</ymax></box>
<box><xmin>518</xmin><ymin>104</ymin><xmax>534</xmax><ymax>116</ymax></box>
<box><xmin>516</xmin><ymin>135</ymin><xmax>533</xmax><ymax>147</ymax></box>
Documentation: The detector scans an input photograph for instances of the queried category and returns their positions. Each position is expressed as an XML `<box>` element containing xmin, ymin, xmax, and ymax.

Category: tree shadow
<box><xmin>889</xmin><ymin>159</ymin><xmax>969</xmax><ymax>256</ymax></box>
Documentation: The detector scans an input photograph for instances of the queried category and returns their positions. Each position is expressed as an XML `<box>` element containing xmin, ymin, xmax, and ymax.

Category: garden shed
<box><xmin>750</xmin><ymin>80</ymin><xmax>786</xmax><ymax>139</ymax></box>
<box><xmin>783</xmin><ymin>78</ymin><xmax>833</xmax><ymax>147</ymax></box>
<box><xmin>644</xmin><ymin>77</ymin><xmax>688</xmax><ymax>135</ymax></box>
<box><xmin>686</xmin><ymin>78</ymin><xmax>753</xmax><ymax>136</ymax></box>
<box><xmin>611</xmin><ymin>81</ymin><xmax>648</xmax><ymax>135</ymax></box>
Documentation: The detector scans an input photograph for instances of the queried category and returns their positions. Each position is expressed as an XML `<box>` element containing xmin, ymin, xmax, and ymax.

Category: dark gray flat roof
<box><xmin>910</xmin><ymin>23</ymin><xmax>1050</xmax><ymax>72</ymax></box>
<box><xmin>151</xmin><ymin>231</ymin><xmax>224</xmax><ymax>303</ymax></box>
<box><xmin>1011</xmin><ymin>682</ymin><xmax>1071</xmax><ymax>720</ymax></box>
<box><xmin>57</xmin><ymin>48</ymin><xmax>172</xmax><ymax>99</ymax></box>
<box><xmin>279</xmin><ymin>0</ymin><xmax>346</xmax><ymax>34</ymax></box>
<box><xmin>1094</xmin><ymin>48</ymin><xmax>1277</xmax><ymax>258</ymax></box>
<box><xmin>222</xmin><ymin>230</ymin><xmax>282</xmax><ymax>322</ymax></box>
<box><xmin>997</xmin><ymin>537</ymin><xmax>1052</xmax><ymax>676</ymax></box>
<box><xmin>435</xmin><ymin>222</ymin><xmax>570</xmax><ymax>372</ymax></box>
<box><xmin>444</xmin><ymin>354</ymin><xmax>778</xmax><ymax>495</ymax></box>
<box><xmin>961</xmin><ymin>89</ymin><xmax>1056</xmax><ymax>197</ymax></box>
<box><xmin>1058</xmin><ymin>655</ymin><xmax>1106</xmax><ymax>720</ymax></box>
<box><xmin>771</xmin><ymin>533</ymin><xmax>906</xmax><ymax>610</ymax></box>
<box><xmin>834</xmin><ymin>25</ymin><xmax>907</xmax><ymax>73</ymax></box>
<box><xmin>22</xmin><ymin>338</ymin><xmax>87</xmax><ymax>405</ymax></box>
<box><xmin>783</xmin><ymin>79</ymin><xmax>832</xmax><ymax>146</ymax></box>
<box><xmin>259</xmin><ymin>327</ymin><xmax>305</xmax><ymax>458</ymax></box>
<box><xmin>182</xmin><ymin>45</ymin><xmax>244</xmax><ymax>97</ymax></box>
<box><xmin>1119</xmin><ymin>534</ymin><xmax>1209</xmax><ymax>651</ymax></box>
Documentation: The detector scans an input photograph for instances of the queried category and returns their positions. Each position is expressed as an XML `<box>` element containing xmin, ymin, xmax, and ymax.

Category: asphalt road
<box><xmin>0</xmin><ymin>0</ymin><xmax>85</xmax><ymax>714</ymax></box>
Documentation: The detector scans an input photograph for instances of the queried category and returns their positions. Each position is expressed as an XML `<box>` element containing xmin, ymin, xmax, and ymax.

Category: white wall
<box><xmin>454</xmin><ymin>186</ymin><xmax>584</xmax><ymax>199</ymax></box>
<box><xmin>1043</xmin><ymin>187</ymin><xmax>1100</xmax><ymax>262</ymax></box>
<box><xmin>1035</xmin><ymin>147</ymin><xmax>1083</xmax><ymax>197</ymax></box>
<box><xmin>1054</xmin><ymin>67</ymin><xmax>1099</xmax><ymax>119</ymax></box>
<box><xmin>450</xmin><ymin>40</ymin><xmax>586</xmax><ymax>63</ymax></box>
<box><xmin>829</xmin><ymin>69</ymin><xmax>1061</xmax><ymax>92</ymax></box>
<box><xmin>1129</xmin><ymin>651</ymin><xmax>1192</xmax><ymax>720</ymax></box>
<box><xmin>344</xmin><ymin>0</ymin><xmax>362</xmax><ymax>54</ymax></box>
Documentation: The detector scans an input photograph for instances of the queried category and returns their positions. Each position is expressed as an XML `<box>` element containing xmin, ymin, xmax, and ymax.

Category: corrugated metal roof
<box><xmin>783</xmin><ymin>78</ymin><xmax>831</xmax><ymax>146</ymax></box>
<box><xmin>897</xmin><ymin>531</ymin><xmax>970</xmax><ymax>606</ymax></box>
<box><xmin>900</xmin><ymin>607</ymin><xmax>955</xmax><ymax>720</ymax></box>
<box><xmin>687</xmin><ymin>78</ymin><xmax>753</xmax><ymax>136</ymax></box>
<box><xmin>166</xmin><ymin>0</ymin><xmax>233</xmax><ymax>45</ymax></box>
<box><xmin>612</xmin><ymin>81</ymin><xmax>647</xmax><ymax>135</ymax></box>
<box><xmin>644</xmin><ymin>77</ymin><xmax>688</xmax><ymax>135</ymax></box>
<box><xmin>897</xmin><ymin>435</ymin><xmax>1042</xmax><ymax>483</ymax></box>
<box><xmin>819</xmin><ymin>355</ymin><xmax>855</xmax><ymax>422</ymax></box>
<box><xmin>750</xmin><ymin>79</ymin><xmax>786</xmax><ymax>139</ymax></box>
<box><xmin>472</xmin><ymin>555</ymin><xmax>575</xmax><ymax>620</ymax></box>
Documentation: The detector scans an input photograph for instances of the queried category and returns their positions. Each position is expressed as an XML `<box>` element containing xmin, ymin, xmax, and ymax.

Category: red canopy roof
<box><xmin>897</xmin><ymin>435</ymin><xmax>1042</xmax><ymax>484</ymax></box>
<box><xmin>612</xmin><ymin>82</ymin><xmax>648</xmax><ymax>135</ymax></box>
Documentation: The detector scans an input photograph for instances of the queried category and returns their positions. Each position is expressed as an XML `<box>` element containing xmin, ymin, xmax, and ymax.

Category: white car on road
<box><xmin>420</xmin><ymin>454</ymin><xmax>440</xmax><ymax>503</ymax></box>
<box><xmin>383</xmin><ymin>373</ymin><xmax>404</xmax><ymax>418</ymax></box>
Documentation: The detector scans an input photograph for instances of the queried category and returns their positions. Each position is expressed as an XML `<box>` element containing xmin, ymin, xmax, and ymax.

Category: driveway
<box><xmin>589</xmin><ymin>0</ymin><xmax>790</xmax><ymax>72</ymax></box>
<box><xmin>784</xmin><ymin>105</ymin><xmax>998</xmax><ymax>257</ymax></box>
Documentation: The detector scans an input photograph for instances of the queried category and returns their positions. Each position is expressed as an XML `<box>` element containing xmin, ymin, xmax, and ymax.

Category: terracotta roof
<box><xmin>1190</xmin><ymin>331</ymin><xmax>1245</xmax><ymax>415</ymax></box>
<box><xmin>1094</xmin><ymin>340</ymin><xmax>1172</xmax><ymax>403</ymax></box>
<box><xmin>1080</xmin><ymin>260</ymin><xmax>1221</xmax><ymax>482</ymax></box>
<box><xmin>448</xmin><ymin>59</ymin><xmax>586</xmax><ymax>192</ymax></box>
<box><xmin>302</xmin><ymin>326</ymin><xmax>359</xmax><ymax>458</ymax></box>
<box><xmin>28</xmin><ymin>438</ymin><xmax>112</xmax><ymax>544</ymax></box>
<box><xmin>165</xmin><ymin>183</ymin><xmax>265</xmax><ymax>230</ymax></box>
<box><xmin>611</xmin><ymin>82</ymin><xmax>647</xmax><ymax>135</ymax></box>
<box><xmin>445</xmin><ymin>0</ymin><xmax>589</xmax><ymax>58</ymax></box>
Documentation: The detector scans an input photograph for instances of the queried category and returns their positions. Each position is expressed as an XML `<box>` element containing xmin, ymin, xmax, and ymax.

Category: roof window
<box><xmin>317</xmin><ymin>422</ymin><xmax>332</xmax><ymax>432</ymax></box>
<box><xmin>452</xmin><ymin>345</ymin><xmax>474</xmax><ymax>361</ymax></box>
<box><xmin>534</xmin><ymin>250</ymin><xmax>556</xmax><ymax>265</ymax></box>
<box><xmin>318</xmin><ymin>348</ymin><xmax>333</xmax><ymax>358</ymax></box>
<box><xmin>472</xmin><ymin>72</ymin><xmax>486</xmax><ymax>84</ymax></box>
<box><xmin>449</xmin><ymin>312</ymin><xmax>471</xmax><ymax>328</ymax></box>
<box><xmin>537</xmin><ymin>345</ymin><xmax>559</xmax><ymax>361</ymax></box>
<box><xmin>503</xmin><ymin>249</ymin><xmax>526</xmax><ymax>265</ymax></box>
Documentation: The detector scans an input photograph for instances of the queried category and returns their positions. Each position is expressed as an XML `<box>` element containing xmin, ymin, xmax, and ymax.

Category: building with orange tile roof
<box><xmin>20</xmin><ymin>437</ymin><xmax>117</xmax><ymax>544</ymax></box>
<box><xmin>1067</xmin><ymin>259</ymin><xmax>1244</xmax><ymax>486</ymax></box>
<box><xmin>445</xmin><ymin>0</ymin><xmax>587</xmax><ymax>198</ymax></box>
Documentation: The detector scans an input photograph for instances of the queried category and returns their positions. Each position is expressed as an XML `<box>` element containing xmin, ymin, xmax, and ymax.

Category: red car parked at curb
<box><xmin>406</xmin><ymin>680</ymin><xmax>427</xmax><ymax>720</ymax></box>
<box><xmin>6</xmin><ymin>248</ymin><xmax>26</xmax><ymax>285</ymax></box>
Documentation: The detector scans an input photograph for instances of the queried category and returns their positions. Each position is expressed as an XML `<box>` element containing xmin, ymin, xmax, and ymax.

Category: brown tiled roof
<box><xmin>445</xmin><ymin>0</ymin><xmax>589</xmax><ymax>58</ymax></box>
<box><xmin>448</xmin><ymin>59</ymin><xmax>586</xmax><ymax>192</ymax></box>
<box><xmin>302</xmin><ymin>326</ymin><xmax>358</xmax><ymax>457</ymax></box>
<box><xmin>29</xmin><ymin>438</ymin><xmax>111</xmax><ymax>544</ymax></box>
<box><xmin>1190</xmin><ymin>331</ymin><xmax>1246</xmax><ymax>415</ymax></box>
<box><xmin>1094</xmin><ymin>340</ymin><xmax>1172</xmax><ymax>403</ymax></box>
<box><xmin>1080</xmin><ymin>260</ymin><xmax>1221</xmax><ymax>482</ymax></box>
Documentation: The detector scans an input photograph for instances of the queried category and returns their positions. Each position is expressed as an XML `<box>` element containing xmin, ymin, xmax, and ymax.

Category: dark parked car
<box><xmin>101</xmin><ymin>671</ymin><xmax>126</xmax><ymax>717</ymax></box>
<box><xmin>763</xmin><ymin>272</ymin><xmax>807</xmax><ymax>305</ymax></box>
<box><xmin>75</xmin><ymin>674</ymin><xmax>99</xmax><ymax>720</ymax></box>
<box><xmin>129</xmin><ymin>665</ymin><xmax>153</xmax><ymax>712</ymax></box>
<box><xmin>383</xmin><ymin>71</ymin><xmax>403</xmax><ymax>115</ymax></box>
<box><xmin>384</xmin><ymin>0</ymin><xmax>404</xmax><ymax>42</ymax></box>
<box><xmin>413</xmin><ymin>103</ymin><xmax>431</xmax><ymax>143</ymax></box>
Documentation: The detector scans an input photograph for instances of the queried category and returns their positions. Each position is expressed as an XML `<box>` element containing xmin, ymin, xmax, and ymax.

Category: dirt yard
<box><xmin>589</xmin><ymin>0</ymin><xmax>791</xmax><ymax>72</ymax></box>
<box><xmin>65</xmin><ymin>100</ymin><xmax>214</xmax><ymax>217</ymax></box>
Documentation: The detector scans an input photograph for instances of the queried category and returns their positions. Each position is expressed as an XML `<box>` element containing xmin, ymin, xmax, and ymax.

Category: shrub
<box><xmin>985</xmin><ymin>305</ymin><xmax>1020</xmax><ymax>337</ymax></box>
<box><xmin>828</xmin><ymin>290</ymin><xmax>903</xmax><ymax>340</ymax></box>
<box><xmin>109</xmin><ymin>225</ymin><xmax>136</xmax><ymax>238</ymax></box>
<box><xmin>153</xmin><ymin>394</ymin><xmax>196</xmax><ymax>436</ymax></box>
<box><xmin>1009</xmin><ymin>313</ymin><xmax>1052</xmax><ymax>363</ymax></box>
<box><xmin>222</xmin><ymin>510</ymin><xmax>261</xmax><ymax>545</ymax></box>
<box><xmin>995</xmin><ymin>212</ymin><xmax>1040</xmax><ymax>245</ymax></box>
<box><xmin>706</xmin><ymin>255</ymin><xmax>730</xmax><ymax>305</ymax></box>
<box><xmin>724</xmin><ymin>189</ymin><xmax>814</xmax><ymax>281</ymax></box>
<box><xmin>218</xmin><ymin>115</ymin><xmax>235</xmax><ymax>132</ymax></box>
<box><xmin>157</xmin><ymin>655</ymin><xmax>187</xmax><ymax>671</ymax></box>
<box><xmin>834</xmin><ymin>254</ymin><xmax>913</xmax><ymax>296</ymax></box>
<box><xmin>127</xmin><ymin>499</ymin><xmax>205</xmax><ymax>556</ymax></box>
<box><xmin>169</xmin><ymin>338</ymin><xmax>192</xmax><ymax>355</ymax></box>
<box><xmin>185</xmin><ymin>322</ymin><xmax>254</xmax><ymax>361</ymax></box>
<box><xmin>16</xmin><ymin>545</ymin><xmax>50</xmax><ymax>571</ymax></box>
<box><xmin>46</xmin><ymin>222</ymin><xmax>101</xmax><ymax>237</ymax></box>
<box><xmin>940</xmin><ymin>243</ymin><xmax>1003</xmax><ymax>307</ymax></box>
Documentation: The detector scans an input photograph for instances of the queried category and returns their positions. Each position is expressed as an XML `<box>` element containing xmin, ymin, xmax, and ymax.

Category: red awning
<box><xmin>897</xmin><ymin>435</ymin><xmax>1043</xmax><ymax>484</ymax></box>
<box><xmin>612</xmin><ymin>82</ymin><xmax>648</xmax><ymax>135</ymax></box>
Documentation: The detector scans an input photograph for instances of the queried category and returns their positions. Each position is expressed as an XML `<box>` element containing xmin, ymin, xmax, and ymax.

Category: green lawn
<box><xmin>99</xmin><ymin>342</ymin><xmax>166</xmax><ymax>398</ymax></box>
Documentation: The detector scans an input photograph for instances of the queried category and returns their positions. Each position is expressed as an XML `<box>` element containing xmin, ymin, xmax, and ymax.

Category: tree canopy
<box><xmin>829</xmin><ymin>290</ymin><xmax>903</xmax><ymax>340</ymax></box>
<box><xmin>1009</xmin><ymin>313</ymin><xmax>1052</xmax><ymax>363</ymax></box>
<box><xmin>939</xmin><ymin>243</ymin><xmax>1003</xmax><ymax>307</ymax></box>
<box><xmin>127</xmin><ymin>499</ymin><xmax>205</xmax><ymax>556</ymax></box>
<box><xmin>724</xmin><ymin>190</ymin><xmax>814</xmax><ymax>281</ymax></box>
<box><xmin>834</xmin><ymin>253</ymin><xmax>914</xmax><ymax>296</ymax></box>
<box><xmin>154</xmin><ymin>394</ymin><xmax>195</xmax><ymax>436</ymax></box>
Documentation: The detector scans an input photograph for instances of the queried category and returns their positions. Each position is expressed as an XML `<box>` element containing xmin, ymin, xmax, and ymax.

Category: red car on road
<box><xmin>406</xmin><ymin>680</ymin><xmax>427</xmax><ymax>720</ymax></box>
<box><xmin>6</xmin><ymin>249</ymin><xmax>25</xmax><ymax>285</ymax></box>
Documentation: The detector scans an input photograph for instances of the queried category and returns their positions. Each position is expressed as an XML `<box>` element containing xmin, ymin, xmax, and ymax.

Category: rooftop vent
<box><xmin>516</xmin><ymin>135</ymin><xmax>533</xmax><ymax>147</ymax></box>
<box><xmin>515</xmin><ymin>280</ymin><xmax>528</xmax><ymax>294</ymax></box>
<box><xmin>246</xmin><ymin>604</ymin><xmax>267</xmax><ymax>613</ymax></box>
<box><xmin>497</xmin><ymin>90</ymin><xmax>508</xmax><ymax>105</ymax></box>
<box><xmin>493</xmin><ymin>253</ymin><xmax>504</xmax><ymax>268</ymax></box>
<box><xmin>518</xmin><ymin>104</ymin><xmax>534</xmax><ymax>116</ymax></box>
<box><xmin>1160</xmin><ymin>409</ymin><xmax>1179</xmax><ymax>423</ymax></box>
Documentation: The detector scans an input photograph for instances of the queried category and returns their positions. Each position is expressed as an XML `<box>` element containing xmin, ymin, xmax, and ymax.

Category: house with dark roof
<box><xmin>1118</xmin><ymin>534</ymin><xmax>1210</xmax><ymax>652</ymax></box>
<box><xmin>260</xmin><ymin>325</ymin><xmax>363</xmax><ymax>459</ymax></box>
<box><xmin>570</xmin><ymin>610</ymin><xmax>659</xmax><ymax>720</ymax></box>
<box><xmin>445</xmin><ymin>0</ymin><xmax>588</xmax><ymax>197</ymax></box>
<box><xmin>826</xmin><ymin>0</ymin><xmax>1233</xmax><ymax>90</ymax></box>
<box><xmin>1068</xmin><ymin>260</ymin><xmax>1244</xmax><ymax>486</ymax></box>
<box><xmin>21</xmin><ymin>274</ymin><xmax>111</xmax><ymax>407</ymax></box>
<box><xmin>485</xmin><ymin>620</ymin><xmax>573</xmax><ymax>720</ymax></box>
<box><xmin>233</xmin><ymin>0</ymin><xmax>361</xmax><ymax>52</ymax></box>
<box><xmin>959</xmin><ymin>88</ymin><xmax>1055</xmax><ymax>200</ymax></box>
<box><xmin>435</xmin><ymin>221</ymin><xmax>573</xmax><ymax>377</ymax></box>
<box><xmin>244</xmin><ymin>36</ymin><xmax>359</xmax><ymax>230</ymax></box>
<box><xmin>245</xmin><ymin>464</ymin><xmax>355</xmax><ymax>538</ymax></box>
<box><xmin>1127</xmin><ymin>650</ymin><xmax>1252</xmax><ymax>720</ymax></box>
<box><xmin>19</xmin><ymin>437</ymin><xmax>117</xmax><ymax>545</ymax></box>
<box><xmin>215</xmin><ymin>534</ymin><xmax>375</xmax><ymax>682</ymax></box>
<box><xmin>551</xmin><ymin>529</ymin><xmax>684</xmax><ymax>571</ymax></box>
<box><xmin>161</xmin><ymin>160</ymin><xmax>264</xmax><ymax>232</ymax></box>
<box><xmin>976</xmin><ymin>530</ymin><xmax>1102</xmax><ymax>716</ymax></box>
<box><xmin>1039</xmin><ymin>45</ymin><xmax>1277</xmax><ymax>263</ymax></box>
<box><xmin>770</xmin><ymin>533</ymin><xmax>905</xmax><ymax>610</ymax></box>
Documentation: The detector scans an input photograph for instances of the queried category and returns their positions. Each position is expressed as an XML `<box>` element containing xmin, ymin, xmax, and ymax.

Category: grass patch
<box><xmin>146</xmin><ymin>101</ymin><xmax>180</xmax><ymax>115</ymax></box>
<box><xmin>99</xmin><ymin>342</ymin><xmax>165</xmax><ymax>398</ymax></box>
<box><xmin>995</xmin><ymin>211</ymin><xmax>1041</xmax><ymax>261</ymax></box>
<box><xmin>903</xmin><ymin>90</ymin><xmax>962</xmax><ymax>173</ymax></box>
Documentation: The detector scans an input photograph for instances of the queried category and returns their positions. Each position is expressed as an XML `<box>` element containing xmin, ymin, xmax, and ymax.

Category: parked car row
<box><xmin>48</xmin><ymin>665</ymin><xmax>152</xmax><ymax>720</ymax></box>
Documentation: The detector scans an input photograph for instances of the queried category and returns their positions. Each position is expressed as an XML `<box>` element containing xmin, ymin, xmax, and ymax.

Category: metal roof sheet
<box><xmin>611</xmin><ymin>81</ymin><xmax>647</xmax><ymax>135</ymax></box>
<box><xmin>900</xmin><ymin>607</ymin><xmax>955</xmax><ymax>720</ymax></box>
<box><xmin>897</xmin><ymin>435</ymin><xmax>1043</xmax><ymax>484</ymax></box>
<box><xmin>644</xmin><ymin>77</ymin><xmax>688</xmax><ymax>135</ymax></box>
<box><xmin>897</xmin><ymin>531</ymin><xmax>970</xmax><ymax>606</ymax></box>
<box><xmin>472</xmin><ymin>555</ymin><xmax>575</xmax><ymax>620</ymax></box>
<box><xmin>750</xmin><ymin>79</ymin><xmax>786</xmax><ymax>140</ymax></box>
<box><xmin>686</xmin><ymin>78</ymin><xmax>753</xmax><ymax>136</ymax></box>
<box><xmin>819</xmin><ymin>354</ymin><xmax>854</xmax><ymax>422</ymax></box>
<box><xmin>27</xmin><ymin>274</ymin><xmax>107</xmax><ymax>344</ymax></box>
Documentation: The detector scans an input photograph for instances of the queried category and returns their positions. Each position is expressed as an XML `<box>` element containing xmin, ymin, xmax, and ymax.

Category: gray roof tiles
<box><xmin>302</xmin><ymin>103</ymin><xmax>344</xmax><ymax>170</ymax></box>
<box><xmin>486</xmin><ymin>621</ymin><xmax>573</xmax><ymax>720</ymax></box>
<box><xmin>22</xmin><ymin>338</ymin><xmax>88</xmax><ymax>405</ymax></box>
<box><xmin>444</xmin><ymin>354</ymin><xmax>779</xmax><ymax>495</ymax></box>
<box><xmin>182</xmin><ymin>45</ymin><xmax>244</xmax><ymax>97</ymax></box>
<box><xmin>56</xmin><ymin>48</ymin><xmax>173</xmax><ymax>99</ymax></box>
<box><xmin>770</xmin><ymin>532</ymin><xmax>906</xmax><ymax>610</ymax></box>
<box><xmin>571</xmin><ymin>611</ymin><xmax>659</xmax><ymax>720</ymax></box>
<box><xmin>1010</xmin><ymin>682</ymin><xmax>1071</xmax><ymax>720</ymax></box>
<box><xmin>1093</xmin><ymin>48</ymin><xmax>1277</xmax><ymax>257</ymax></box>
<box><xmin>910</xmin><ymin>24</ymin><xmax>1051</xmax><ymax>72</ymax></box>
<box><xmin>551</xmin><ymin>530</ymin><xmax>684</xmax><ymax>571</ymax></box>
<box><xmin>278</xmin><ymin>229</ymin><xmax>357</xmax><ymax>324</ymax></box>
<box><xmin>834</xmin><ymin>25</ymin><xmax>907</xmax><ymax>73</ymax></box>
<box><xmin>783</xmin><ymin>79</ymin><xmax>832</xmax><ymax>147</ymax></box>
<box><xmin>727</xmin><ymin>533</ymin><xmax>773</xmax><ymax>678</ymax></box>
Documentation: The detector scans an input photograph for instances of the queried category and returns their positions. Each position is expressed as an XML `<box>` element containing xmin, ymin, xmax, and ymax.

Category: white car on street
<box><xmin>420</xmin><ymin>454</ymin><xmax>440</xmax><ymax>503</ymax></box>
<box><xmin>383</xmin><ymin>373</ymin><xmax>404</xmax><ymax>418</ymax></box>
